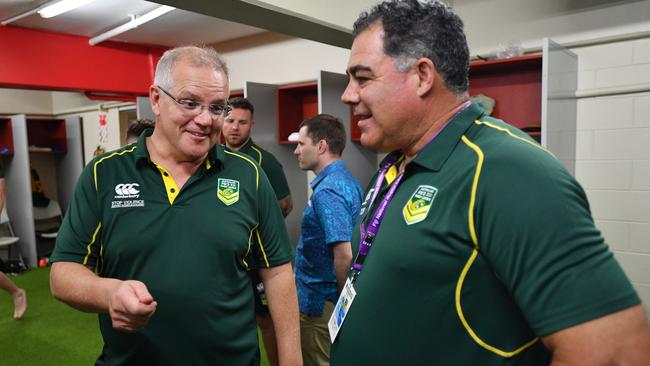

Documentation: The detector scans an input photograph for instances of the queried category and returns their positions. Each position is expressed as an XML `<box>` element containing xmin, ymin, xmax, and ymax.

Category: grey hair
<box><xmin>154</xmin><ymin>46</ymin><xmax>229</xmax><ymax>89</ymax></box>
<box><xmin>353</xmin><ymin>0</ymin><xmax>469</xmax><ymax>94</ymax></box>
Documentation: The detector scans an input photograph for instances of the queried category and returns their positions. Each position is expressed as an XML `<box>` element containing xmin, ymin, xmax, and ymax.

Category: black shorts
<box><xmin>249</xmin><ymin>270</ymin><xmax>270</xmax><ymax>315</ymax></box>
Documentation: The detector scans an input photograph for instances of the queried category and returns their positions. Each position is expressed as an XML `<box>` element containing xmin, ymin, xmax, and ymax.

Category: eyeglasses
<box><xmin>156</xmin><ymin>85</ymin><xmax>232</xmax><ymax>119</ymax></box>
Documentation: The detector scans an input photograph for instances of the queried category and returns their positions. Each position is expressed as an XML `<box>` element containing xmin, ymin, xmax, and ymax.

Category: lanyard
<box><xmin>351</xmin><ymin>153</ymin><xmax>404</xmax><ymax>278</ymax></box>
<box><xmin>350</xmin><ymin>101</ymin><xmax>472</xmax><ymax>281</ymax></box>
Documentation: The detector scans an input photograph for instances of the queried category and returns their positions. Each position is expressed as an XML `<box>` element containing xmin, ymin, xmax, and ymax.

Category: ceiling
<box><xmin>0</xmin><ymin>0</ymin><xmax>269</xmax><ymax>48</ymax></box>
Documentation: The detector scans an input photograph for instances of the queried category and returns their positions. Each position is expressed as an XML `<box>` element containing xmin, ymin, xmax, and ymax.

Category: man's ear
<box><xmin>149</xmin><ymin>85</ymin><xmax>162</xmax><ymax>116</ymax></box>
<box><xmin>414</xmin><ymin>58</ymin><xmax>436</xmax><ymax>97</ymax></box>
<box><xmin>317</xmin><ymin>139</ymin><xmax>328</xmax><ymax>155</ymax></box>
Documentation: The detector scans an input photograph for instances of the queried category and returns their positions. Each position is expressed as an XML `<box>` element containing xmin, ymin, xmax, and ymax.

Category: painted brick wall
<box><xmin>573</xmin><ymin>37</ymin><xmax>650</xmax><ymax>317</ymax></box>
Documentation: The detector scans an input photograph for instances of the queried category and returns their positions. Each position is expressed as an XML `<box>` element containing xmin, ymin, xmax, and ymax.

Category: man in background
<box><xmin>331</xmin><ymin>0</ymin><xmax>650</xmax><ymax>365</ymax></box>
<box><xmin>125</xmin><ymin>119</ymin><xmax>155</xmax><ymax>145</ymax></box>
<box><xmin>0</xmin><ymin>160</ymin><xmax>27</xmax><ymax>320</ymax></box>
<box><xmin>223</xmin><ymin>96</ymin><xmax>293</xmax><ymax>366</ymax></box>
<box><xmin>50</xmin><ymin>46</ymin><xmax>301</xmax><ymax>366</ymax></box>
<box><xmin>293</xmin><ymin>114</ymin><xmax>363</xmax><ymax>366</ymax></box>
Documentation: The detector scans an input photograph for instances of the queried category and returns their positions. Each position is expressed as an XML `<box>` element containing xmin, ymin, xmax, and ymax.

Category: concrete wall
<box><xmin>572</xmin><ymin>37</ymin><xmax>650</xmax><ymax>317</ymax></box>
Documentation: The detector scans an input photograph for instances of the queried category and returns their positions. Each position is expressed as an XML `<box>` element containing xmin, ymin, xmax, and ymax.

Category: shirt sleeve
<box><xmin>311</xmin><ymin>188</ymin><xmax>355</xmax><ymax>246</ymax></box>
<box><xmin>262</xmin><ymin>153</ymin><xmax>291</xmax><ymax>200</ymax></box>
<box><xmin>251</xmin><ymin>170</ymin><xmax>293</xmax><ymax>268</ymax></box>
<box><xmin>50</xmin><ymin>159</ymin><xmax>103</xmax><ymax>270</ymax></box>
<box><xmin>476</xmin><ymin>146</ymin><xmax>640</xmax><ymax>336</ymax></box>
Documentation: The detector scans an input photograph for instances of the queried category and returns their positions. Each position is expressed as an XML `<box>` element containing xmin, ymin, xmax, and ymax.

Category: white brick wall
<box><xmin>574</xmin><ymin>38</ymin><xmax>650</xmax><ymax>316</ymax></box>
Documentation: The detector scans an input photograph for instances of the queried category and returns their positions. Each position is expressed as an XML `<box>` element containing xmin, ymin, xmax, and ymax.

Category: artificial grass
<box><xmin>0</xmin><ymin>267</ymin><xmax>101</xmax><ymax>365</ymax></box>
<box><xmin>0</xmin><ymin>267</ymin><xmax>271</xmax><ymax>365</ymax></box>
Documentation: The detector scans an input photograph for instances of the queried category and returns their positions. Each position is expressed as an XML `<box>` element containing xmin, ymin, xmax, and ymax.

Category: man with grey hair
<box><xmin>331</xmin><ymin>0</ymin><xmax>650</xmax><ymax>365</ymax></box>
<box><xmin>50</xmin><ymin>46</ymin><xmax>302</xmax><ymax>366</ymax></box>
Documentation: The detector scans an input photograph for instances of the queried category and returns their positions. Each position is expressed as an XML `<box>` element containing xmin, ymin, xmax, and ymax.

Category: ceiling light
<box><xmin>88</xmin><ymin>5</ymin><xmax>175</xmax><ymax>46</ymax></box>
<box><xmin>1</xmin><ymin>7</ymin><xmax>40</xmax><ymax>26</ymax></box>
<box><xmin>38</xmin><ymin>0</ymin><xmax>98</xmax><ymax>19</ymax></box>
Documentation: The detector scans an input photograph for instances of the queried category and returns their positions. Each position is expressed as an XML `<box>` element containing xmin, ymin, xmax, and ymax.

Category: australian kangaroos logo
<box><xmin>217</xmin><ymin>178</ymin><xmax>240</xmax><ymax>206</ymax></box>
<box><xmin>403</xmin><ymin>185</ymin><xmax>437</xmax><ymax>225</ymax></box>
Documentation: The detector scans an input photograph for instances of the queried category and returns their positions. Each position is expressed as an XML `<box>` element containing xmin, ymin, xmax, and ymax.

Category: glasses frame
<box><xmin>156</xmin><ymin>85</ymin><xmax>232</xmax><ymax>119</ymax></box>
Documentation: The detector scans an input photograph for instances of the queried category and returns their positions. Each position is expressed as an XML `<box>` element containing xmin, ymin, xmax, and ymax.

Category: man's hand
<box><xmin>51</xmin><ymin>262</ymin><xmax>158</xmax><ymax>333</ymax></box>
<box><xmin>108</xmin><ymin>280</ymin><xmax>157</xmax><ymax>332</ymax></box>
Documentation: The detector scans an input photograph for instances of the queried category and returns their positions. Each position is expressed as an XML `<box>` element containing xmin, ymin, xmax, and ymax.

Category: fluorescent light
<box><xmin>1</xmin><ymin>7</ymin><xmax>40</xmax><ymax>26</ymax></box>
<box><xmin>89</xmin><ymin>5</ymin><xmax>175</xmax><ymax>46</ymax></box>
<box><xmin>38</xmin><ymin>0</ymin><xmax>98</xmax><ymax>19</ymax></box>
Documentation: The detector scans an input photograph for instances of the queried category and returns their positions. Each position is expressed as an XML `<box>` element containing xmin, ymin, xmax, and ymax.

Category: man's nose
<box><xmin>341</xmin><ymin>80</ymin><xmax>359</xmax><ymax>105</ymax></box>
<box><xmin>194</xmin><ymin>108</ymin><xmax>213</xmax><ymax>126</ymax></box>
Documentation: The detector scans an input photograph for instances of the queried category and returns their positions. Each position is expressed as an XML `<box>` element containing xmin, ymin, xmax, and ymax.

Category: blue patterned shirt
<box><xmin>295</xmin><ymin>160</ymin><xmax>364</xmax><ymax>316</ymax></box>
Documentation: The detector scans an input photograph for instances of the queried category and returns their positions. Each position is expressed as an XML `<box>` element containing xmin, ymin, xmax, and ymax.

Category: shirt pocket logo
<box><xmin>403</xmin><ymin>185</ymin><xmax>437</xmax><ymax>225</ymax></box>
<box><xmin>217</xmin><ymin>178</ymin><xmax>240</xmax><ymax>206</ymax></box>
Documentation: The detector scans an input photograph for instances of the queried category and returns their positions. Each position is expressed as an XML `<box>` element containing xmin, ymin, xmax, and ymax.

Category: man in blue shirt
<box><xmin>293</xmin><ymin>114</ymin><xmax>363</xmax><ymax>366</ymax></box>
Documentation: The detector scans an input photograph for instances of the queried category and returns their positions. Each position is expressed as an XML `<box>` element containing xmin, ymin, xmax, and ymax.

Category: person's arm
<box><xmin>542</xmin><ymin>305</ymin><xmax>650</xmax><ymax>365</ymax></box>
<box><xmin>331</xmin><ymin>241</ymin><xmax>352</xmax><ymax>294</ymax></box>
<box><xmin>50</xmin><ymin>262</ymin><xmax>157</xmax><ymax>332</ymax></box>
<box><xmin>278</xmin><ymin>195</ymin><xmax>293</xmax><ymax>218</ymax></box>
<box><xmin>263</xmin><ymin>154</ymin><xmax>292</xmax><ymax>218</ymax></box>
<box><xmin>259</xmin><ymin>263</ymin><xmax>302</xmax><ymax>366</ymax></box>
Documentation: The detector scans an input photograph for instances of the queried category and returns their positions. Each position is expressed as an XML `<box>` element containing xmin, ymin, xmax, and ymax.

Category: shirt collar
<box><xmin>134</xmin><ymin>128</ymin><xmax>223</xmax><ymax>171</ymax></box>
<box><xmin>310</xmin><ymin>159</ymin><xmax>345</xmax><ymax>189</ymax></box>
<box><xmin>378</xmin><ymin>102</ymin><xmax>485</xmax><ymax>172</ymax></box>
<box><xmin>241</xmin><ymin>138</ymin><xmax>254</xmax><ymax>149</ymax></box>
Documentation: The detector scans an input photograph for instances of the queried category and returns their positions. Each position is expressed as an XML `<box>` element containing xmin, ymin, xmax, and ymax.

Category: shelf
<box><xmin>469</xmin><ymin>54</ymin><xmax>542</xmax><ymax>135</ymax></box>
<box><xmin>276</xmin><ymin>81</ymin><xmax>318</xmax><ymax>144</ymax></box>
<box><xmin>0</xmin><ymin>118</ymin><xmax>14</xmax><ymax>155</ymax></box>
<box><xmin>27</xmin><ymin>118</ymin><xmax>67</xmax><ymax>154</ymax></box>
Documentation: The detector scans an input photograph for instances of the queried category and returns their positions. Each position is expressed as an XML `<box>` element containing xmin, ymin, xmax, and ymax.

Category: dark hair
<box><xmin>353</xmin><ymin>0</ymin><xmax>469</xmax><ymax>94</ymax></box>
<box><xmin>126</xmin><ymin>119</ymin><xmax>155</xmax><ymax>142</ymax></box>
<box><xmin>299</xmin><ymin>114</ymin><xmax>346</xmax><ymax>156</ymax></box>
<box><xmin>228</xmin><ymin>97</ymin><xmax>255</xmax><ymax>116</ymax></box>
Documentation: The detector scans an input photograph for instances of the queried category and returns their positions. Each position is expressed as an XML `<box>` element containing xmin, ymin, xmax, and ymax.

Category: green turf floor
<box><xmin>0</xmin><ymin>267</ymin><xmax>270</xmax><ymax>365</ymax></box>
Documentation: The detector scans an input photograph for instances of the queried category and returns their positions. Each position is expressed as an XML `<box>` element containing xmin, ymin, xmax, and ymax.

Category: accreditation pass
<box><xmin>328</xmin><ymin>277</ymin><xmax>357</xmax><ymax>343</ymax></box>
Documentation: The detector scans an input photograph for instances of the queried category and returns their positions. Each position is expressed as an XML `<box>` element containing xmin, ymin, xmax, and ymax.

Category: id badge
<box><xmin>328</xmin><ymin>277</ymin><xmax>357</xmax><ymax>343</ymax></box>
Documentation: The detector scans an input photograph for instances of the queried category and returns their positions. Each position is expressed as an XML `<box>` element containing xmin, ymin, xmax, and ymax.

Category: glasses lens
<box><xmin>208</xmin><ymin>104</ymin><xmax>231</xmax><ymax>118</ymax></box>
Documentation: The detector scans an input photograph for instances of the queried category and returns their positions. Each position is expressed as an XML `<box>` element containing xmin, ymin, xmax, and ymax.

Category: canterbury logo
<box><xmin>115</xmin><ymin>183</ymin><xmax>140</xmax><ymax>196</ymax></box>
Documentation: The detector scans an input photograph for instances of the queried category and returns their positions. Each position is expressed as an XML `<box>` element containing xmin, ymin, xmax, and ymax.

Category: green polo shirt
<box><xmin>234</xmin><ymin>139</ymin><xmax>290</xmax><ymax>200</ymax></box>
<box><xmin>51</xmin><ymin>129</ymin><xmax>293</xmax><ymax>366</ymax></box>
<box><xmin>330</xmin><ymin>103</ymin><xmax>639</xmax><ymax>365</ymax></box>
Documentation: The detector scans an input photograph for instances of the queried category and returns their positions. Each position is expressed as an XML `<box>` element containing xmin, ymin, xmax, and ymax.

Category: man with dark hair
<box><xmin>224</xmin><ymin>97</ymin><xmax>292</xmax><ymax>216</ymax></box>
<box><xmin>49</xmin><ymin>46</ymin><xmax>301</xmax><ymax>366</ymax></box>
<box><xmin>293</xmin><ymin>114</ymin><xmax>363</xmax><ymax>366</ymax></box>
<box><xmin>223</xmin><ymin>96</ymin><xmax>293</xmax><ymax>366</ymax></box>
<box><xmin>331</xmin><ymin>0</ymin><xmax>650</xmax><ymax>365</ymax></box>
<box><xmin>125</xmin><ymin>119</ymin><xmax>155</xmax><ymax>145</ymax></box>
